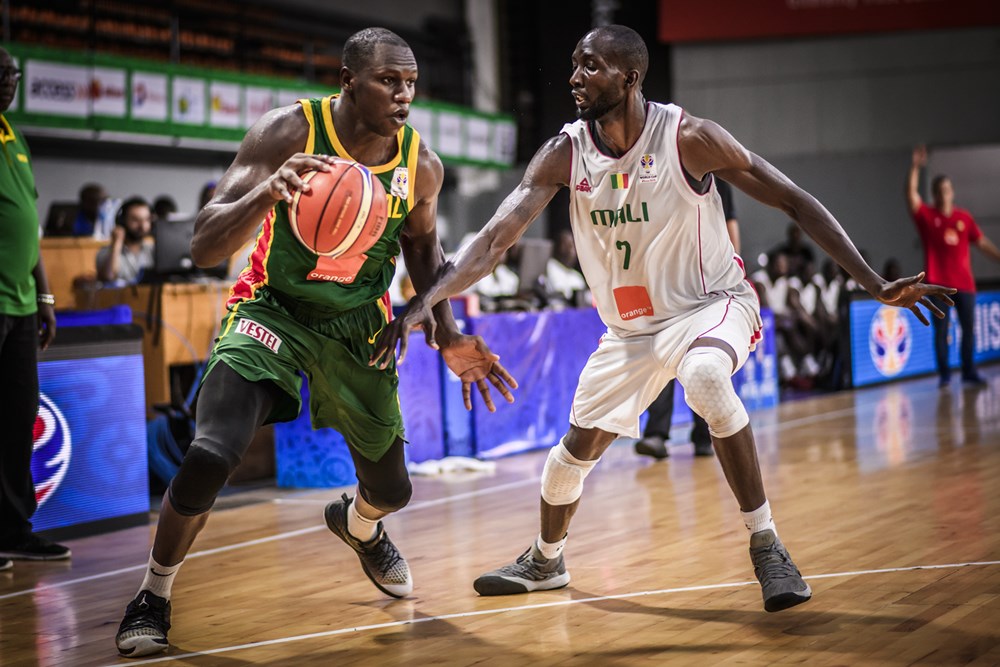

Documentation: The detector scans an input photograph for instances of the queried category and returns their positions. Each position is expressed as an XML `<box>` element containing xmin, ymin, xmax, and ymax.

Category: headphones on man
<box><xmin>115</xmin><ymin>197</ymin><xmax>150</xmax><ymax>227</ymax></box>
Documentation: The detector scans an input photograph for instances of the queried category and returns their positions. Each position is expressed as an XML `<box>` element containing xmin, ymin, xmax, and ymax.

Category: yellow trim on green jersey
<box><xmin>299</xmin><ymin>99</ymin><xmax>317</xmax><ymax>155</ymax></box>
<box><xmin>321</xmin><ymin>95</ymin><xmax>404</xmax><ymax>174</ymax></box>
<box><xmin>405</xmin><ymin>128</ymin><xmax>421</xmax><ymax>210</ymax></box>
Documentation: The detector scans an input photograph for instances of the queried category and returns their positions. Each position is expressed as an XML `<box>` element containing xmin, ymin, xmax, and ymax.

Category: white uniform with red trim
<box><xmin>561</xmin><ymin>102</ymin><xmax>762</xmax><ymax>437</ymax></box>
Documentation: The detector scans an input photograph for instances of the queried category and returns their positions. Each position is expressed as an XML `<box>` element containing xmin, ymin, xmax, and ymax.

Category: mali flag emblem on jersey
<box><xmin>610</xmin><ymin>172</ymin><xmax>629</xmax><ymax>190</ymax></box>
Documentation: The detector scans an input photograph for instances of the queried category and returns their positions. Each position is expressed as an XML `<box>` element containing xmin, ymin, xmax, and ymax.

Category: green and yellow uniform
<box><xmin>0</xmin><ymin>114</ymin><xmax>40</xmax><ymax>316</ymax></box>
<box><xmin>206</xmin><ymin>96</ymin><xmax>421</xmax><ymax>461</ymax></box>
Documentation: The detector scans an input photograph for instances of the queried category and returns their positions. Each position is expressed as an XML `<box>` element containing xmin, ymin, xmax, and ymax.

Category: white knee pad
<box><xmin>676</xmin><ymin>347</ymin><xmax>749</xmax><ymax>439</ymax></box>
<box><xmin>540</xmin><ymin>441</ymin><xmax>599</xmax><ymax>506</ymax></box>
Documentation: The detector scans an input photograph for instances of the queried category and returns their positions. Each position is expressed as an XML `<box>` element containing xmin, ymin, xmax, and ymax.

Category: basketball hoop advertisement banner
<box><xmin>849</xmin><ymin>291</ymin><xmax>1000</xmax><ymax>387</ymax></box>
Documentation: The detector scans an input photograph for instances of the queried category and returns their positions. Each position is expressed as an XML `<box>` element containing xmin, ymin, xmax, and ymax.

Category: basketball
<box><xmin>288</xmin><ymin>158</ymin><xmax>388</xmax><ymax>257</ymax></box>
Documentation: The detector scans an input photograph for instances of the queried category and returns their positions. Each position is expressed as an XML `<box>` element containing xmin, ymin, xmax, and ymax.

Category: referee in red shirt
<box><xmin>907</xmin><ymin>145</ymin><xmax>1000</xmax><ymax>387</ymax></box>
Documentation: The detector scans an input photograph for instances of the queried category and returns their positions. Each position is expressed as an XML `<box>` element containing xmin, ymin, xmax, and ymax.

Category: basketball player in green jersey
<box><xmin>115</xmin><ymin>27</ymin><xmax>516</xmax><ymax>658</ymax></box>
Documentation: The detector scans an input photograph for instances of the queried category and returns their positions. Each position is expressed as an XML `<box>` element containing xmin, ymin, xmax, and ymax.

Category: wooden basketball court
<box><xmin>3</xmin><ymin>369</ymin><xmax>999</xmax><ymax>666</ymax></box>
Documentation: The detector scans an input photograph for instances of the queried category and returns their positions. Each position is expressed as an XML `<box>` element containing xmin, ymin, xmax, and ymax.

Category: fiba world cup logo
<box><xmin>31</xmin><ymin>394</ymin><xmax>72</xmax><ymax>507</ymax></box>
<box><xmin>869</xmin><ymin>307</ymin><xmax>911</xmax><ymax>377</ymax></box>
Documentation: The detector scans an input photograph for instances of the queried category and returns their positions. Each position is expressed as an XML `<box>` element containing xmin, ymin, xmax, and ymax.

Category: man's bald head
<box><xmin>581</xmin><ymin>25</ymin><xmax>648</xmax><ymax>86</ymax></box>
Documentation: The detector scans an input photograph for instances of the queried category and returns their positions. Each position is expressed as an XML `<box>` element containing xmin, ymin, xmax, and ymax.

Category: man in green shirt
<box><xmin>0</xmin><ymin>46</ymin><xmax>70</xmax><ymax>569</ymax></box>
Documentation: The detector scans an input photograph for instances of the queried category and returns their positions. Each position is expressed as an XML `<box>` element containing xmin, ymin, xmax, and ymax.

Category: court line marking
<box><xmin>104</xmin><ymin>559</ymin><xmax>1000</xmax><ymax>666</ymax></box>
<box><xmin>0</xmin><ymin>404</ymin><xmax>873</xmax><ymax>602</ymax></box>
<box><xmin>0</xmin><ymin>477</ymin><xmax>541</xmax><ymax>602</ymax></box>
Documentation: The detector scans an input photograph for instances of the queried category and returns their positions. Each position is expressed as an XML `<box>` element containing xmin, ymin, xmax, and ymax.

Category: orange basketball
<box><xmin>288</xmin><ymin>158</ymin><xmax>388</xmax><ymax>258</ymax></box>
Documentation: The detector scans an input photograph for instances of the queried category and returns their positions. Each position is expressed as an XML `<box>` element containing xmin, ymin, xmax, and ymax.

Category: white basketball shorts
<box><xmin>569</xmin><ymin>292</ymin><xmax>762</xmax><ymax>438</ymax></box>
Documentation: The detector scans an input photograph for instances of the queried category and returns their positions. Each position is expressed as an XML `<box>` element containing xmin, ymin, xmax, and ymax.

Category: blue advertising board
<box><xmin>35</xmin><ymin>338</ymin><xmax>150</xmax><ymax>533</ymax></box>
<box><xmin>850</xmin><ymin>290</ymin><xmax>1000</xmax><ymax>387</ymax></box>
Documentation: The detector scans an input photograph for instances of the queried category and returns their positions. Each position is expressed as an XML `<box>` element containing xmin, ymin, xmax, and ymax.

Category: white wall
<box><xmin>673</xmin><ymin>27</ymin><xmax>1000</xmax><ymax>281</ymax></box>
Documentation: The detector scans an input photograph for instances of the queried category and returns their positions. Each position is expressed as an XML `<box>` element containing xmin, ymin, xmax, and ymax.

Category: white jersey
<box><xmin>562</xmin><ymin>102</ymin><xmax>758</xmax><ymax>337</ymax></box>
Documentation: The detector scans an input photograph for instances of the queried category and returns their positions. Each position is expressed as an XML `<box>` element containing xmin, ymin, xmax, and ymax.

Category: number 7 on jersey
<box><xmin>615</xmin><ymin>240</ymin><xmax>631</xmax><ymax>270</ymax></box>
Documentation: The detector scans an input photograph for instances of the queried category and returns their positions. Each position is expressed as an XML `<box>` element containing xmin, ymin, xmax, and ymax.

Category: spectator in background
<box><xmin>475</xmin><ymin>247</ymin><xmax>520</xmax><ymax>301</ymax></box>
<box><xmin>752</xmin><ymin>250</ymin><xmax>806</xmax><ymax>383</ymax></box>
<box><xmin>153</xmin><ymin>195</ymin><xmax>178</xmax><ymax>227</ymax></box>
<box><xmin>545</xmin><ymin>229</ymin><xmax>587</xmax><ymax>302</ymax></box>
<box><xmin>0</xmin><ymin>46</ymin><xmax>71</xmax><ymax>568</ymax></box>
<box><xmin>907</xmin><ymin>145</ymin><xmax>1000</xmax><ymax>387</ymax></box>
<box><xmin>72</xmin><ymin>183</ymin><xmax>108</xmax><ymax>237</ymax></box>
<box><xmin>772</xmin><ymin>221</ymin><xmax>815</xmax><ymax>278</ymax></box>
<box><xmin>198</xmin><ymin>181</ymin><xmax>217</xmax><ymax>211</ymax></box>
<box><xmin>96</xmin><ymin>197</ymin><xmax>154</xmax><ymax>284</ymax></box>
<box><xmin>636</xmin><ymin>178</ymin><xmax>739</xmax><ymax>460</ymax></box>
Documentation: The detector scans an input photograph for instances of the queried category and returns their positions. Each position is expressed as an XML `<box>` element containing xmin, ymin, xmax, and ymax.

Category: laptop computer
<box><xmin>146</xmin><ymin>216</ymin><xmax>227</xmax><ymax>282</ymax></box>
<box><xmin>44</xmin><ymin>202</ymin><xmax>80</xmax><ymax>237</ymax></box>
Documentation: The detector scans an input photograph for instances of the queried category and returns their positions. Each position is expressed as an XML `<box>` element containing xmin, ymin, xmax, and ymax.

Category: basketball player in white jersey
<box><xmin>372</xmin><ymin>25</ymin><xmax>955</xmax><ymax>612</ymax></box>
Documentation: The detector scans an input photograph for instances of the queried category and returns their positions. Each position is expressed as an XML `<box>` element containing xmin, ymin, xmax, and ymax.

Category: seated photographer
<box><xmin>96</xmin><ymin>197</ymin><xmax>154</xmax><ymax>285</ymax></box>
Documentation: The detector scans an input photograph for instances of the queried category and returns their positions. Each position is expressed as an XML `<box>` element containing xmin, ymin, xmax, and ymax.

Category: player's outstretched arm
<box><xmin>395</xmin><ymin>146</ymin><xmax>518</xmax><ymax>411</ymax></box>
<box><xmin>191</xmin><ymin>105</ymin><xmax>338</xmax><ymax>267</ymax></box>
<box><xmin>371</xmin><ymin>134</ymin><xmax>570</xmax><ymax>366</ymax></box>
<box><xmin>677</xmin><ymin>113</ymin><xmax>955</xmax><ymax>326</ymax></box>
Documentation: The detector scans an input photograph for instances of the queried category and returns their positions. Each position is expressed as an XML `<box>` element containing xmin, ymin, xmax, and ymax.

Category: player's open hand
<box><xmin>876</xmin><ymin>272</ymin><xmax>957</xmax><ymax>326</ymax></box>
<box><xmin>369</xmin><ymin>294</ymin><xmax>437</xmax><ymax>369</ymax></box>
<box><xmin>265</xmin><ymin>153</ymin><xmax>338</xmax><ymax>204</ymax></box>
<box><xmin>439</xmin><ymin>335</ymin><xmax>518</xmax><ymax>412</ymax></box>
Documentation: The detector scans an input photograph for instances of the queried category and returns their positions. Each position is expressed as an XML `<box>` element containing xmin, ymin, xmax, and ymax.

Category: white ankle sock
<box><xmin>138</xmin><ymin>552</ymin><xmax>182</xmax><ymax>600</ymax></box>
<box><xmin>742</xmin><ymin>500</ymin><xmax>777</xmax><ymax>536</ymax></box>
<box><xmin>348</xmin><ymin>498</ymin><xmax>379</xmax><ymax>542</ymax></box>
<box><xmin>536</xmin><ymin>534</ymin><xmax>567</xmax><ymax>560</ymax></box>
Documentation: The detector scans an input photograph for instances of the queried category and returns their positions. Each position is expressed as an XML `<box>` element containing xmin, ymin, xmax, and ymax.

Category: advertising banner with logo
<box><xmin>850</xmin><ymin>291</ymin><xmax>1000</xmax><ymax>387</ymax></box>
<box><xmin>244</xmin><ymin>86</ymin><xmax>274</xmax><ymax>128</ymax></box>
<box><xmin>436</xmin><ymin>111</ymin><xmax>464</xmax><ymax>160</ymax></box>
<box><xmin>24</xmin><ymin>60</ymin><xmax>89</xmax><ymax>116</ymax></box>
<box><xmin>171</xmin><ymin>76</ymin><xmax>206</xmax><ymax>125</ymax></box>
<box><xmin>7</xmin><ymin>44</ymin><xmax>516</xmax><ymax>168</ymax></box>
<box><xmin>34</xmin><ymin>343</ymin><xmax>149</xmax><ymax>533</ymax></box>
<box><xmin>464</xmin><ymin>116</ymin><xmax>491</xmax><ymax>162</ymax></box>
<box><xmin>89</xmin><ymin>66</ymin><xmax>127</xmax><ymax>117</ymax></box>
<box><xmin>209</xmin><ymin>81</ymin><xmax>242</xmax><ymax>128</ymax></box>
<box><xmin>131</xmin><ymin>71</ymin><xmax>169</xmax><ymax>121</ymax></box>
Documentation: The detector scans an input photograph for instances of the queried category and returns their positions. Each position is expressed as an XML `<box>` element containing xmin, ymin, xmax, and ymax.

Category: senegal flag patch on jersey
<box><xmin>610</xmin><ymin>172</ymin><xmax>629</xmax><ymax>190</ymax></box>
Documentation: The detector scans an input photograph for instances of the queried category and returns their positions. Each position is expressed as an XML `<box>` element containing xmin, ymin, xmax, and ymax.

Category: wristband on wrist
<box><xmin>37</xmin><ymin>293</ymin><xmax>55</xmax><ymax>306</ymax></box>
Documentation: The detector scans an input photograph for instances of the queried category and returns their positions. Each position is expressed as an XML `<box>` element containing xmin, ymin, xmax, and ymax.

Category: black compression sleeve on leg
<box><xmin>169</xmin><ymin>362</ymin><xmax>280</xmax><ymax>516</ymax></box>
<box><xmin>349</xmin><ymin>437</ymin><xmax>412</xmax><ymax>513</ymax></box>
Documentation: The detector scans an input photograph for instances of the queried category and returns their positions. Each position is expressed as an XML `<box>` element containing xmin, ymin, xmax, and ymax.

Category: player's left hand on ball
<box><xmin>876</xmin><ymin>271</ymin><xmax>957</xmax><ymax>326</ymax></box>
<box><xmin>439</xmin><ymin>335</ymin><xmax>518</xmax><ymax>412</ymax></box>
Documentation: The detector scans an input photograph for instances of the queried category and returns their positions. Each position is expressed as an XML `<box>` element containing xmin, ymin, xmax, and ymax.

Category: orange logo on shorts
<box><xmin>613</xmin><ymin>286</ymin><xmax>654</xmax><ymax>321</ymax></box>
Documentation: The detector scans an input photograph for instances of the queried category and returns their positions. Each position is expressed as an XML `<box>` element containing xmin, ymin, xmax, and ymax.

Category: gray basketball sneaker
<box><xmin>749</xmin><ymin>529</ymin><xmax>812</xmax><ymax>612</ymax></box>
<box><xmin>474</xmin><ymin>543</ymin><xmax>571</xmax><ymax>596</ymax></box>
<box><xmin>324</xmin><ymin>493</ymin><xmax>413</xmax><ymax>598</ymax></box>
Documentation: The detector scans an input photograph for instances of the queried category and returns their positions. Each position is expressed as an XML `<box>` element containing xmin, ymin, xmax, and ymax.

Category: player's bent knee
<box><xmin>676</xmin><ymin>347</ymin><xmax>749</xmax><ymax>440</ymax></box>
<box><xmin>363</xmin><ymin>480</ymin><xmax>412</xmax><ymax>513</ymax></box>
<box><xmin>168</xmin><ymin>444</ymin><xmax>238</xmax><ymax>516</ymax></box>
<box><xmin>540</xmin><ymin>441</ymin><xmax>599</xmax><ymax>506</ymax></box>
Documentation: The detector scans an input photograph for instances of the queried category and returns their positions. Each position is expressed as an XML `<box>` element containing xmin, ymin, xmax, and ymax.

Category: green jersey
<box><xmin>227</xmin><ymin>96</ymin><xmax>420</xmax><ymax>314</ymax></box>
<box><xmin>0</xmin><ymin>114</ymin><xmax>40</xmax><ymax>316</ymax></box>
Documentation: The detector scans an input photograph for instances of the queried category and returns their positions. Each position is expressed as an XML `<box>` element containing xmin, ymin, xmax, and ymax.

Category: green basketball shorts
<box><xmin>203</xmin><ymin>286</ymin><xmax>403</xmax><ymax>462</ymax></box>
